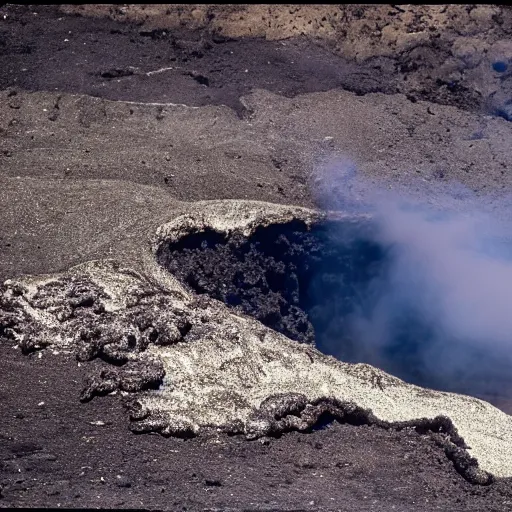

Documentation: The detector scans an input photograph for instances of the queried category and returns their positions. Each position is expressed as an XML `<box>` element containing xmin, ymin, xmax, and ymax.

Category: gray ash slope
<box><xmin>1</xmin><ymin>3</ymin><xmax>512</xmax><ymax>511</ymax></box>
<box><xmin>1</xmin><ymin>4</ymin><xmax>512</xmax><ymax>119</ymax></box>
<box><xmin>0</xmin><ymin>4</ymin><xmax>394</xmax><ymax>117</ymax></box>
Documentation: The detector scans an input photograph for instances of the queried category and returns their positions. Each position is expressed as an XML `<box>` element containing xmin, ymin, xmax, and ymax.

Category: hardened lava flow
<box><xmin>2</xmin><ymin>200</ymin><xmax>512</xmax><ymax>486</ymax></box>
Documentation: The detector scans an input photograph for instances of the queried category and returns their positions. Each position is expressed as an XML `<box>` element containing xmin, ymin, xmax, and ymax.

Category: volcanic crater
<box><xmin>156</xmin><ymin>212</ymin><xmax>512</xmax><ymax>401</ymax></box>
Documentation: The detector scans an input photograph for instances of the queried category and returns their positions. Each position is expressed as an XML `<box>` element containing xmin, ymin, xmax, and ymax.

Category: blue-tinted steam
<box><xmin>312</xmin><ymin>159</ymin><xmax>512</xmax><ymax>398</ymax></box>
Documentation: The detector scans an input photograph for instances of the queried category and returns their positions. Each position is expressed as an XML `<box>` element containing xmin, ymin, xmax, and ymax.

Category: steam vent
<box><xmin>2</xmin><ymin>4</ymin><xmax>512</xmax><ymax>510</ymax></box>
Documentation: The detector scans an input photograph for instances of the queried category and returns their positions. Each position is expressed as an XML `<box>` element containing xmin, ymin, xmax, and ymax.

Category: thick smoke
<box><xmin>312</xmin><ymin>158</ymin><xmax>512</xmax><ymax>398</ymax></box>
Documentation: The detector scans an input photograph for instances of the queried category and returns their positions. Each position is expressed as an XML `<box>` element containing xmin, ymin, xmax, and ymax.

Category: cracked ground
<box><xmin>1</xmin><ymin>4</ymin><xmax>512</xmax><ymax>511</ymax></box>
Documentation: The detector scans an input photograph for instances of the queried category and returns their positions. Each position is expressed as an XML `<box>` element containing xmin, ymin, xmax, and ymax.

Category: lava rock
<box><xmin>116</xmin><ymin>475</ymin><xmax>132</xmax><ymax>488</ymax></box>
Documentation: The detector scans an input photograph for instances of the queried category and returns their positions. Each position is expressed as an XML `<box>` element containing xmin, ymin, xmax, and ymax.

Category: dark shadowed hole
<box><xmin>310</xmin><ymin>412</ymin><xmax>337</xmax><ymax>431</ymax></box>
<box><xmin>492</xmin><ymin>60</ymin><xmax>508</xmax><ymax>73</ymax></box>
<box><xmin>156</xmin><ymin>219</ymin><xmax>512</xmax><ymax>407</ymax></box>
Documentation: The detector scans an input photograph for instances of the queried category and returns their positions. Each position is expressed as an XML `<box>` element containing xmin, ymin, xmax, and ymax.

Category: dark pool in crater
<box><xmin>156</xmin><ymin>218</ymin><xmax>512</xmax><ymax>403</ymax></box>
